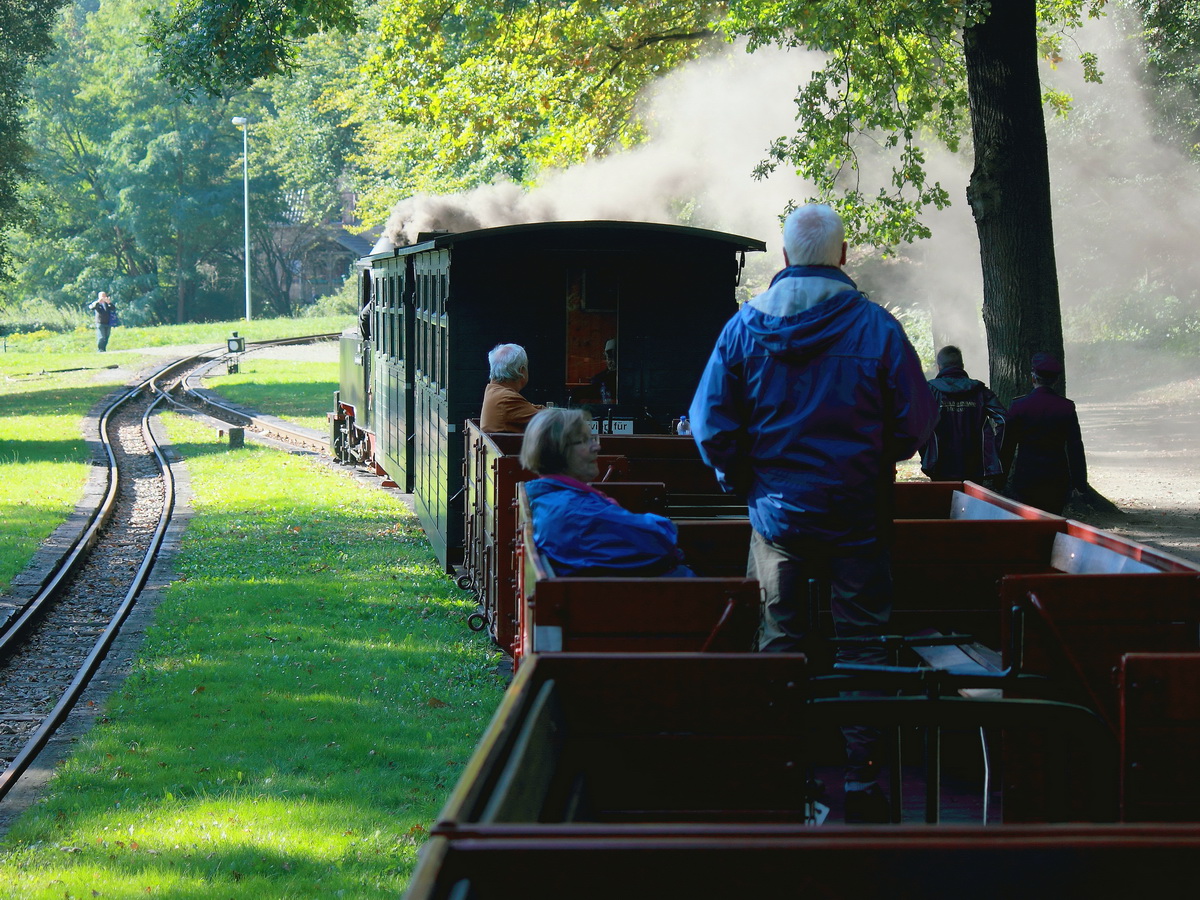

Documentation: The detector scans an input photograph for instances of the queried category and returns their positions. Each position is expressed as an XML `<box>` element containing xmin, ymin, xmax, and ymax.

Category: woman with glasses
<box><xmin>519</xmin><ymin>408</ymin><xmax>694</xmax><ymax>577</ymax></box>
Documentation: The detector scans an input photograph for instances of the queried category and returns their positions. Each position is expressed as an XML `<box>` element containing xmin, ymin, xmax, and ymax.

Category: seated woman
<box><xmin>519</xmin><ymin>408</ymin><xmax>694</xmax><ymax>577</ymax></box>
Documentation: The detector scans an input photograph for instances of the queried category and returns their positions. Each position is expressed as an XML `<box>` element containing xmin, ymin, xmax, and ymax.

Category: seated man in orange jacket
<box><xmin>480</xmin><ymin>343</ymin><xmax>545</xmax><ymax>433</ymax></box>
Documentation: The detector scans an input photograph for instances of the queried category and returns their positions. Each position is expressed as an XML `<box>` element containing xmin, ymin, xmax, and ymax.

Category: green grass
<box><xmin>0</xmin><ymin>412</ymin><xmax>504</xmax><ymax>898</ymax></box>
<box><xmin>206</xmin><ymin>359</ymin><xmax>339</xmax><ymax>432</ymax></box>
<box><xmin>0</xmin><ymin>369</ymin><xmax>125</xmax><ymax>592</ymax></box>
<box><xmin>1</xmin><ymin>316</ymin><xmax>351</xmax><ymax>357</ymax></box>
<box><xmin>0</xmin><ymin>319</ymin><xmax>351</xmax><ymax>595</ymax></box>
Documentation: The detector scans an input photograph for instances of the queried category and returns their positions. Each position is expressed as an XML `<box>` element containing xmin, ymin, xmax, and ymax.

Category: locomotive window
<box><xmin>565</xmin><ymin>266</ymin><xmax>619</xmax><ymax>405</ymax></box>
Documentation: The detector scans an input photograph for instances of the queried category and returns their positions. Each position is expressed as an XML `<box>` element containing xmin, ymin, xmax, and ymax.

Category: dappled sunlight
<box><xmin>4</xmin><ymin>794</ymin><xmax>418</xmax><ymax>896</ymax></box>
<box><xmin>0</xmin><ymin>355</ymin><xmax>500</xmax><ymax>897</ymax></box>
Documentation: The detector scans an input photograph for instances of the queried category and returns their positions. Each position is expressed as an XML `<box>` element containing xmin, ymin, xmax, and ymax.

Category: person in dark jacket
<box><xmin>689</xmin><ymin>203</ymin><xmax>938</xmax><ymax>823</ymax></box>
<box><xmin>1000</xmin><ymin>351</ymin><xmax>1088</xmax><ymax>515</ymax></box>
<box><xmin>919</xmin><ymin>345</ymin><xmax>1006</xmax><ymax>483</ymax></box>
<box><xmin>519</xmin><ymin>407</ymin><xmax>693</xmax><ymax>577</ymax></box>
<box><xmin>88</xmin><ymin>291</ymin><xmax>115</xmax><ymax>352</ymax></box>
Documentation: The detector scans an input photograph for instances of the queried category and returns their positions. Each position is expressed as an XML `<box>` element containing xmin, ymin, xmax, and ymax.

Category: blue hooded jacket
<box><xmin>523</xmin><ymin>477</ymin><xmax>693</xmax><ymax>576</ymax></box>
<box><xmin>689</xmin><ymin>265</ymin><xmax>938</xmax><ymax>548</ymax></box>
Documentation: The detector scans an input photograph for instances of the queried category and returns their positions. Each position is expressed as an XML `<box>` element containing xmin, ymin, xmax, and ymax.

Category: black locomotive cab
<box><xmin>334</xmin><ymin>220</ymin><xmax>765</xmax><ymax>570</ymax></box>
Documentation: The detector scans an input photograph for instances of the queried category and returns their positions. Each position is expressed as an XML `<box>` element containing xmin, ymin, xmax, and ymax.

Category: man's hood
<box><xmin>929</xmin><ymin>367</ymin><xmax>982</xmax><ymax>396</ymax></box>
<box><xmin>742</xmin><ymin>265</ymin><xmax>865</xmax><ymax>364</ymax></box>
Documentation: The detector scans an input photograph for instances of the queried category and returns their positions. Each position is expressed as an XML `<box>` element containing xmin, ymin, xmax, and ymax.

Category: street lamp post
<box><xmin>231</xmin><ymin>116</ymin><xmax>251</xmax><ymax>321</ymax></box>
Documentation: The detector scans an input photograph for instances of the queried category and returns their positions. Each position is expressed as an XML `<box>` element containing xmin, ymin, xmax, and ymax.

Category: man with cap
<box><xmin>588</xmin><ymin>338</ymin><xmax>618</xmax><ymax>404</ymax></box>
<box><xmin>999</xmin><ymin>351</ymin><xmax>1088</xmax><ymax>515</ymax></box>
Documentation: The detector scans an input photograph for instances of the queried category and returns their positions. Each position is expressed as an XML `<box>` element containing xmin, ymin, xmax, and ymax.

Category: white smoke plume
<box><xmin>382</xmin><ymin>43</ymin><xmax>821</xmax><ymax>253</ymax></box>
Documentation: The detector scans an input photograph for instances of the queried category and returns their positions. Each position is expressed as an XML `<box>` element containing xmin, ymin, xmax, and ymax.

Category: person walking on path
<box><xmin>88</xmin><ymin>291</ymin><xmax>115</xmax><ymax>352</ymax></box>
<box><xmin>1000</xmin><ymin>351</ymin><xmax>1088</xmax><ymax>515</ymax></box>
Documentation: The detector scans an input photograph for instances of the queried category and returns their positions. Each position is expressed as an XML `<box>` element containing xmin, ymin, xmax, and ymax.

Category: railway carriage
<box><xmin>327</xmin><ymin>217</ymin><xmax>1200</xmax><ymax>892</ymax></box>
<box><xmin>331</xmin><ymin>220</ymin><xmax>764</xmax><ymax>571</ymax></box>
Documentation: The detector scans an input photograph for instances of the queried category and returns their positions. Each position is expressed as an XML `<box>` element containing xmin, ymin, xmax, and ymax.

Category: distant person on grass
<box><xmin>88</xmin><ymin>291</ymin><xmax>116</xmax><ymax>352</ymax></box>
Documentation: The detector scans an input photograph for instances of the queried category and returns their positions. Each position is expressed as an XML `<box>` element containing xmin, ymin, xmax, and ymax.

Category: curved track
<box><xmin>174</xmin><ymin>334</ymin><xmax>335</xmax><ymax>454</ymax></box>
<box><xmin>0</xmin><ymin>335</ymin><xmax>334</xmax><ymax>804</ymax></box>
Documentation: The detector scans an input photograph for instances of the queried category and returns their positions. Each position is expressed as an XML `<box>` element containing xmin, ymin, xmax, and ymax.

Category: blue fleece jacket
<box><xmin>689</xmin><ymin>265</ymin><xmax>938</xmax><ymax>547</ymax></box>
<box><xmin>523</xmin><ymin>477</ymin><xmax>692</xmax><ymax>576</ymax></box>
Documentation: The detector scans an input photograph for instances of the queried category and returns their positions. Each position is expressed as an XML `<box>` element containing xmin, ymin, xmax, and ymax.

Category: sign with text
<box><xmin>588</xmin><ymin>418</ymin><xmax>634</xmax><ymax>435</ymax></box>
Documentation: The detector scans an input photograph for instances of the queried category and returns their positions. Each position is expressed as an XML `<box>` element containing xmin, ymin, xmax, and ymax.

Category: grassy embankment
<box><xmin>0</xmin><ymin>324</ymin><xmax>503</xmax><ymax>896</ymax></box>
<box><xmin>0</xmin><ymin>317</ymin><xmax>350</xmax><ymax>594</ymax></box>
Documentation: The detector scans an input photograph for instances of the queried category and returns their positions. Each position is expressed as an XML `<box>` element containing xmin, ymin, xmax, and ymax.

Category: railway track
<box><xmin>0</xmin><ymin>334</ymin><xmax>335</xmax><ymax>806</ymax></box>
<box><xmin>175</xmin><ymin>334</ymin><xmax>335</xmax><ymax>455</ymax></box>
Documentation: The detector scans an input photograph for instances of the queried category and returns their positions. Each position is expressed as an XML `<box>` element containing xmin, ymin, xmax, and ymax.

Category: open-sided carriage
<box><xmin>406</xmin><ymin>458</ymin><xmax>1200</xmax><ymax>895</ymax></box>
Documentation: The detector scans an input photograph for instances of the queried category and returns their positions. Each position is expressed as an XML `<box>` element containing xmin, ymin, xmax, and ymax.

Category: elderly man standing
<box><xmin>480</xmin><ymin>343</ymin><xmax>545</xmax><ymax>433</ymax></box>
<box><xmin>689</xmin><ymin>203</ymin><xmax>937</xmax><ymax>823</ymax></box>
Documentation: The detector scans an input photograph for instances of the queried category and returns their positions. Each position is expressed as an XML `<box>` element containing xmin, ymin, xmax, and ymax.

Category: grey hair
<box><xmin>520</xmin><ymin>407</ymin><xmax>592</xmax><ymax>475</ymax></box>
<box><xmin>782</xmin><ymin>204</ymin><xmax>845</xmax><ymax>267</ymax></box>
<box><xmin>488</xmin><ymin>343</ymin><xmax>528</xmax><ymax>381</ymax></box>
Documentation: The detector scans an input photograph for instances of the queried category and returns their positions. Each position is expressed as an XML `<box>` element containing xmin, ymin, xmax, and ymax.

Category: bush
<box><xmin>301</xmin><ymin>277</ymin><xmax>359</xmax><ymax>318</ymax></box>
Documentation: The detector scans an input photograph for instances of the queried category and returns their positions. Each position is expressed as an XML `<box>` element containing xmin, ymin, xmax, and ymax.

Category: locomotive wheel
<box><xmin>467</xmin><ymin>612</ymin><xmax>487</xmax><ymax>632</ymax></box>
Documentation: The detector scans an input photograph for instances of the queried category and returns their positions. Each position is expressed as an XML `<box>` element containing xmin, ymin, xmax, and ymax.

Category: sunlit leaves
<box><xmin>0</xmin><ymin>0</ymin><xmax>72</xmax><ymax>280</ymax></box>
<box><xmin>719</xmin><ymin>0</ymin><xmax>1107</xmax><ymax>249</ymax></box>
<box><xmin>363</xmin><ymin>0</ymin><xmax>724</xmax><ymax>188</ymax></box>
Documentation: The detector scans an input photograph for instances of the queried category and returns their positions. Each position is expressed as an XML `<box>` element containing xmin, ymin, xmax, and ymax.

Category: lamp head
<box><xmin>231</xmin><ymin>116</ymin><xmax>248</xmax><ymax>126</ymax></box>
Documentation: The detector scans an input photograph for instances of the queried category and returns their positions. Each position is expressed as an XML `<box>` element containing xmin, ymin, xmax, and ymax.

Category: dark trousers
<box><xmin>748</xmin><ymin>529</ymin><xmax>892</xmax><ymax>784</ymax></box>
<box><xmin>95</xmin><ymin>323</ymin><xmax>111</xmax><ymax>352</ymax></box>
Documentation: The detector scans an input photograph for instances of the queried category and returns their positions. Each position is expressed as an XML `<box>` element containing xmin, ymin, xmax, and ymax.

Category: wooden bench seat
<box><xmin>433</xmin><ymin>654</ymin><xmax>1116</xmax><ymax>836</ymax></box>
<box><xmin>1120</xmin><ymin>652</ymin><xmax>1200</xmax><ymax>822</ymax></box>
<box><xmin>408</xmin><ymin>827</ymin><xmax>1200</xmax><ymax>900</ymax></box>
<box><xmin>995</xmin><ymin>528</ymin><xmax>1200</xmax><ymax>822</ymax></box>
<box><xmin>517</xmin><ymin>495</ymin><xmax>759</xmax><ymax>663</ymax></box>
<box><xmin>438</xmin><ymin>654</ymin><xmax>813</xmax><ymax>827</ymax></box>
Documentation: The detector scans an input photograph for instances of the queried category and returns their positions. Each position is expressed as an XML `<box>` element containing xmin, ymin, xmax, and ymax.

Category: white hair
<box><xmin>488</xmin><ymin>343</ymin><xmax>528</xmax><ymax>381</ymax></box>
<box><xmin>782</xmin><ymin>204</ymin><xmax>845</xmax><ymax>267</ymax></box>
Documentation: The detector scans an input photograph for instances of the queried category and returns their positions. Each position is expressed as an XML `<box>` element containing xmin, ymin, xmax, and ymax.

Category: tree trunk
<box><xmin>964</xmin><ymin>0</ymin><xmax>1065</xmax><ymax>405</ymax></box>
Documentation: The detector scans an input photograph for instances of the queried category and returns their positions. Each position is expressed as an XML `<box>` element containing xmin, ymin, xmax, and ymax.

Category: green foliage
<box><xmin>145</xmin><ymin>0</ymin><xmax>361</xmax><ymax>97</ymax></box>
<box><xmin>301</xmin><ymin>275</ymin><xmax>359</xmax><ymax>318</ymax></box>
<box><xmin>12</xmin><ymin>0</ymin><xmax>262</xmax><ymax>324</ymax></box>
<box><xmin>720</xmin><ymin>0</ymin><xmax>1107</xmax><ymax>249</ymax></box>
<box><xmin>1064</xmin><ymin>272</ymin><xmax>1200</xmax><ymax>347</ymax></box>
<box><xmin>1131</xmin><ymin>0</ymin><xmax>1200</xmax><ymax>158</ymax></box>
<box><xmin>360</xmin><ymin>1</ymin><xmax>723</xmax><ymax>194</ymax></box>
<box><xmin>0</xmin><ymin>0</ymin><xmax>72</xmax><ymax>281</ymax></box>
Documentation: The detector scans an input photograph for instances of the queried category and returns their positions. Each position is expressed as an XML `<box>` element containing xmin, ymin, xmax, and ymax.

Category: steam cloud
<box><xmin>382</xmin><ymin>44</ymin><xmax>819</xmax><ymax>252</ymax></box>
<box><xmin>380</xmin><ymin>15</ymin><xmax>1200</xmax><ymax>385</ymax></box>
